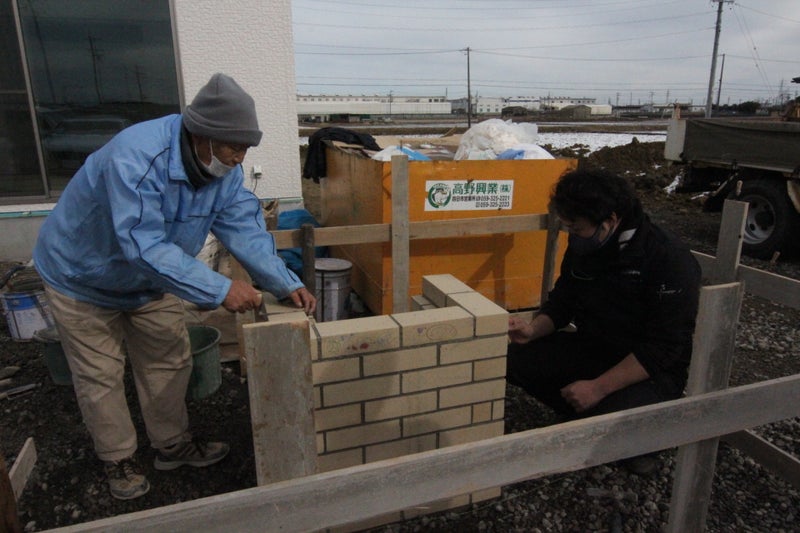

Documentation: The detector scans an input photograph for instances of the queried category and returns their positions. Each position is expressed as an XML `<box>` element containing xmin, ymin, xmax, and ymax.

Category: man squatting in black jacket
<box><xmin>507</xmin><ymin>169</ymin><xmax>702</xmax><ymax>433</ymax></box>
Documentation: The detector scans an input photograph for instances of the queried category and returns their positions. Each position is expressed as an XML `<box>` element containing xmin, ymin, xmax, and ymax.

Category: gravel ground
<box><xmin>2</xmin><ymin>138</ymin><xmax>799</xmax><ymax>532</ymax></box>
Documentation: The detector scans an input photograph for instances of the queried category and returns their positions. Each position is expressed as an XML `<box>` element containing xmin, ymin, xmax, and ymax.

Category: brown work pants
<box><xmin>44</xmin><ymin>285</ymin><xmax>192</xmax><ymax>462</ymax></box>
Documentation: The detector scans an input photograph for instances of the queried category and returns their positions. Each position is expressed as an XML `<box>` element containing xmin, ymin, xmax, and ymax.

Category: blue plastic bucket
<box><xmin>186</xmin><ymin>325</ymin><xmax>222</xmax><ymax>401</ymax></box>
<box><xmin>1</xmin><ymin>291</ymin><xmax>54</xmax><ymax>341</ymax></box>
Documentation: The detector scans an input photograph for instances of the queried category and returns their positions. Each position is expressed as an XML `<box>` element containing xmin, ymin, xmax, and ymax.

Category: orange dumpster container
<box><xmin>321</xmin><ymin>145</ymin><xmax>576</xmax><ymax>314</ymax></box>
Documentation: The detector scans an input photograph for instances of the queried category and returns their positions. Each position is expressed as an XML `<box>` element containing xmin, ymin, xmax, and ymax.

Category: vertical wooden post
<box><xmin>540</xmin><ymin>206</ymin><xmax>561</xmax><ymax>306</ymax></box>
<box><xmin>301</xmin><ymin>223</ymin><xmax>317</xmax><ymax>296</ymax></box>
<box><xmin>243</xmin><ymin>320</ymin><xmax>317</xmax><ymax>486</ymax></box>
<box><xmin>1</xmin><ymin>450</ymin><xmax>22</xmax><ymax>533</ymax></box>
<box><xmin>667</xmin><ymin>282</ymin><xmax>744</xmax><ymax>533</ymax></box>
<box><xmin>710</xmin><ymin>199</ymin><xmax>747</xmax><ymax>284</ymax></box>
<box><xmin>391</xmin><ymin>154</ymin><xmax>410</xmax><ymax>313</ymax></box>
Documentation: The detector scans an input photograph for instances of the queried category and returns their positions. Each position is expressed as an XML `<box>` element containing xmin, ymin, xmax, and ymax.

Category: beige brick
<box><xmin>315</xmin><ymin>404</ymin><xmax>362</xmax><ymax>432</ymax></box>
<box><xmin>326</xmin><ymin>420</ymin><xmax>401</xmax><ymax>451</ymax></box>
<box><xmin>439</xmin><ymin>420</ymin><xmax>504</xmax><ymax>447</ymax></box>
<box><xmin>402</xmin><ymin>494</ymin><xmax>470</xmax><ymax>519</ymax></box>
<box><xmin>422</xmin><ymin>274</ymin><xmax>473</xmax><ymax>308</ymax></box>
<box><xmin>472</xmin><ymin>402</ymin><xmax>492</xmax><ymax>423</ymax></box>
<box><xmin>365</xmin><ymin>434</ymin><xmax>437</xmax><ymax>463</ymax></box>
<box><xmin>446</xmin><ymin>291</ymin><xmax>508</xmax><ymax>336</ymax></box>
<box><xmin>439</xmin><ymin>379</ymin><xmax>506</xmax><ymax>409</ymax></box>
<box><xmin>392</xmin><ymin>307</ymin><xmax>473</xmax><ymax>347</ymax></box>
<box><xmin>362</xmin><ymin>346</ymin><xmax>437</xmax><ymax>376</ymax></box>
<box><xmin>411</xmin><ymin>294</ymin><xmax>436</xmax><ymax>311</ymax></box>
<box><xmin>474</xmin><ymin>357</ymin><xmax>507</xmax><ymax>381</ymax></box>
<box><xmin>403</xmin><ymin>406</ymin><xmax>471</xmax><ymax>437</ymax></box>
<box><xmin>440</xmin><ymin>336</ymin><xmax>507</xmax><ymax>365</ymax></box>
<box><xmin>312</xmin><ymin>358</ymin><xmax>360</xmax><ymax>384</ymax></box>
<box><xmin>493</xmin><ymin>399</ymin><xmax>505</xmax><ymax>420</ymax></box>
<box><xmin>471</xmin><ymin>487</ymin><xmax>502</xmax><ymax>504</ymax></box>
<box><xmin>316</xmin><ymin>448</ymin><xmax>363</xmax><ymax>473</ymax></box>
<box><xmin>246</xmin><ymin>316</ymin><xmax>318</xmax><ymax>359</ymax></box>
<box><xmin>322</xmin><ymin>375</ymin><xmax>400</xmax><ymax>407</ymax></box>
<box><xmin>364</xmin><ymin>391</ymin><xmax>437</xmax><ymax>422</ymax></box>
<box><xmin>315</xmin><ymin>315</ymin><xmax>399</xmax><ymax>358</ymax></box>
<box><xmin>402</xmin><ymin>363</ymin><xmax>472</xmax><ymax>394</ymax></box>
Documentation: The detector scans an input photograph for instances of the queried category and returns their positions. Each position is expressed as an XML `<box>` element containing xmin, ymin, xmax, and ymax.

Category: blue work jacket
<box><xmin>33</xmin><ymin>115</ymin><xmax>303</xmax><ymax>310</ymax></box>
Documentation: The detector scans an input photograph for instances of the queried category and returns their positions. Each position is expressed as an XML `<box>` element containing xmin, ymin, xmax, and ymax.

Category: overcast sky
<box><xmin>292</xmin><ymin>0</ymin><xmax>800</xmax><ymax>107</ymax></box>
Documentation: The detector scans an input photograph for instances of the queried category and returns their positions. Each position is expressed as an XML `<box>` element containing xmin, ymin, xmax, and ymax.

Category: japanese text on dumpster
<box><xmin>425</xmin><ymin>180</ymin><xmax>514</xmax><ymax>211</ymax></box>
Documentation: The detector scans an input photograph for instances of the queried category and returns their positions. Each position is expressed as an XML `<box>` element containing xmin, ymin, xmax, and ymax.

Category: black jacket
<box><xmin>540</xmin><ymin>209</ymin><xmax>701</xmax><ymax>389</ymax></box>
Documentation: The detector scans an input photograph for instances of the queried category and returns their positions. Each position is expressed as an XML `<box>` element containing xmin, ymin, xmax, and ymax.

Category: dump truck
<box><xmin>664</xmin><ymin>114</ymin><xmax>800</xmax><ymax>259</ymax></box>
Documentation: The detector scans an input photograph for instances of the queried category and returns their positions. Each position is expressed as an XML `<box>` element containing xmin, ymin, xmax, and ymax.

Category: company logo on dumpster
<box><xmin>425</xmin><ymin>180</ymin><xmax>514</xmax><ymax>211</ymax></box>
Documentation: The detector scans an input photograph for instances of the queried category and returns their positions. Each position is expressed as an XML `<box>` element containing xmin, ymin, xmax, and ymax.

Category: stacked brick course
<box><xmin>306</xmin><ymin>274</ymin><xmax>508</xmax><ymax>524</ymax></box>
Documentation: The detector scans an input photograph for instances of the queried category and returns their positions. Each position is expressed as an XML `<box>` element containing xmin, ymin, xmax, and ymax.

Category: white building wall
<box><xmin>0</xmin><ymin>0</ymin><xmax>301</xmax><ymax>260</ymax></box>
<box><xmin>173</xmin><ymin>0</ymin><xmax>300</xmax><ymax>203</ymax></box>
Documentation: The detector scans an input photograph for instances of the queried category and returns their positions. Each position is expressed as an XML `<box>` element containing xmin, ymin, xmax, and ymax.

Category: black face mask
<box><xmin>568</xmin><ymin>222</ymin><xmax>613</xmax><ymax>256</ymax></box>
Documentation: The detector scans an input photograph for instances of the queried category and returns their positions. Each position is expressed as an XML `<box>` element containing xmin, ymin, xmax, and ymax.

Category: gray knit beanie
<box><xmin>183</xmin><ymin>73</ymin><xmax>263</xmax><ymax>146</ymax></box>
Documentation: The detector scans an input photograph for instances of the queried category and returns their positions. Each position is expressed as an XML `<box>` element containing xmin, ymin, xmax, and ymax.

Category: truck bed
<box><xmin>666</xmin><ymin>118</ymin><xmax>800</xmax><ymax>173</ymax></box>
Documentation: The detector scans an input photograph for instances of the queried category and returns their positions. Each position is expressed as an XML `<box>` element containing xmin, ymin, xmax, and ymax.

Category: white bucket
<box><xmin>1</xmin><ymin>291</ymin><xmax>54</xmax><ymax>341</ymax></box>
<box><xmin>314</xmin><ymin>258</ymin><xmax>352</xmax><ymax>322</ymax></box>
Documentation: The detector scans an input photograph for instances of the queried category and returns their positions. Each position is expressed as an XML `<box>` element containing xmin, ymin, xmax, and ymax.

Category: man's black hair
<box><xmin>549</xmin><ymin>168</ymin><xmax>641</xmax><ymax>225</ymax></box>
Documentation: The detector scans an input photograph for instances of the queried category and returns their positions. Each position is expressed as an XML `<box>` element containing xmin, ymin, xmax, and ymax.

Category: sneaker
<box><xmin>104</xmin><ymin>456</ymin><xmax>150</xmax><ymax>500</ymax></box>
<box><xmin>154</xmin><ymin>438</ymin><xmax>230</xmax><ymax>471</ymax></box>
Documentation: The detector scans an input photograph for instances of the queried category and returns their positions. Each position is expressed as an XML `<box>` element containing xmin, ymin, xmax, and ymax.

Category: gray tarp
<box><xmin>683</xmin><ymin>119</ymin><xmax>800</xmax><ymax>173</ymax></box>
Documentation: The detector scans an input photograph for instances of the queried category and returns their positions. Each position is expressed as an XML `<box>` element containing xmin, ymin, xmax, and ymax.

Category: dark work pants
<box><xmin>506</xmin><ymin>331</ymin><xmax>683</xmax><ymax>419</ymax></box>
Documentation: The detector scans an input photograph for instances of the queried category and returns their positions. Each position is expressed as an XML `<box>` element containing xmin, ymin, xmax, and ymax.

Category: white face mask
<box><xmin>196</xmin><ymin>139</ymin><xmax>235</xmax><ymax>178</ymax></box>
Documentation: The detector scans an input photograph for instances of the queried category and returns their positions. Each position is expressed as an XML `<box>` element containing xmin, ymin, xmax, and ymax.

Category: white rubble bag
<box><xmin>454</xmin><ymin>119</ymin><xmax>552</xmax><ymax>160</ymax></box>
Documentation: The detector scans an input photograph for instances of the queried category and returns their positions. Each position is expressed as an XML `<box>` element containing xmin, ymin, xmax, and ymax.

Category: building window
<box><xmin>2</xmin><ymin>0</ymin><xmax>179</xmax><ymax>200</ymax></box>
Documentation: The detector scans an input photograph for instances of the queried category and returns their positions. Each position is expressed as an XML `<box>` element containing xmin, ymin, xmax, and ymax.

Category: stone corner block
<box><xmin>391</xmin><ymin>307</ymin><xmax>473</xmax><ymax>347</ymax></box>
<box><xmin>446</xmin><ymin>292</ymin><xmax>508</xmax><ymax>336</ymax></box>
<box><xmin>315</xmin><ymin>315</ymin><xmax>400</xmax><ymax>358</ymax></box>
<box><xmin>421</xmin><ymin>274</ymin><xmax>473</xmax><ymax>308</ymax></box>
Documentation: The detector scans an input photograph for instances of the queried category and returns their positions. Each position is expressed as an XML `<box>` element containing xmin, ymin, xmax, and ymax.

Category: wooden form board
<box><xmin>667</xmin><ymin>282</ymin><xmax>744</xmax><ymax>533</ymax></box>
<box><xmin>50</xmin><ymin>374</ymin><xmax>800</xmax><ymax>533</ymax></box>
<box><xmin>8</xmin><ymin>438</ymin><xmax>36</xmax><ymax>501</ymax></box>
<box><xmin>242</xmin><ymin>320</ymin><xmax>317</xmax><ymax>486</ymax></box>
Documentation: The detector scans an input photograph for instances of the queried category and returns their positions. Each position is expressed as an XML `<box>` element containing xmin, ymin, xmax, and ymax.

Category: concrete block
<box><xmin>365</xmin><ymin>434</ymin><xmax>437</xmax><ymax>463</ymax></box>
<box><xmin>439</xmin><ymin>379</ymin><xmax>506</xmax><ymax>409</ymax></box>
<box><xmin>446</xmin><ymin>291</ymin><xmax>508</xmax><ymax>336</ymax></box>
<box><xmin>439</xmin><ymin>421</ymin><xmax>504</xmax><ymax>447</ymax></box>
<box><xmin>315</xmin><ymin>403</ymin><xmax>362</xmax><ymax>432</ymax></box>
<box><xmin>392</xmin><ymin>307</ymin><xmax>473</xmax><ymax>347</ymax></box>
<box><xmin>403</xmin><ymin>406</ymin><xmax>472</xmax><ymax>437</ymax></box>
<box><xmin>326</xmin><ymin>420</ymin><xmax>401</xmax><ymax>451</ymax></box>
<box><xmin>422</xmin><ymin>274</ymin><xmax>473</xmax><ymax>308</ymax></box>
<box><xmin>312</xmin><ymin>358</ymin><xmax>360</xmax><ymax>384</ymax></box>
<box><xmin>364</xmin><ymin>391</ymin><xmax>437</xmax><ymax>422</ymax></box>
<box><xmin>402</xmin><ymin>363</ymin><xmax>472</xmax><ymax>394</ymax></box>
<box><xmin>322</xmin><ymin>375</ymin><xmax>400</xmax><ymax>407</ymax></box>
<box><xmin>315</xmin><ymin>315</ymin><xmax>400</xmax><ymax>358</ymax></box>
<box><xmin>316</xmin><ymin>448</ymin><xmax>363</xmax><ymax>473</ymax></box>
<box><xmin>474</xmin><ymin>357</ymin><xmax>507</xmax><ymax>381</ymax></box>
<box><xmin>362</xmin><ymin>346</ymin><xmax>437</xmax><ymax>376</ymax></box>
<box><xmin>440</xmin><ymin>335</ymin><xmax>507</xmax><ymax>365</ymax></box>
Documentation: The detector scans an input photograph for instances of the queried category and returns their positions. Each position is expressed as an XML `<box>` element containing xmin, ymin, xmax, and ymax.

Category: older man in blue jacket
<box><xmin>34</xmin><ymin>73</ymin><xmax>315</xmax><ymax>500</ymax></box>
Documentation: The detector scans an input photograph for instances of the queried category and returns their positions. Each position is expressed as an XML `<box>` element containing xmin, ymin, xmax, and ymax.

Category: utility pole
<box><xmin>463</xmin><ymin>46</ymin><xmax>472</xmax><ymax>127</ymax></box>
<box><xmin>715</xmin><ymin>53</ymin><xmax>726</xmax><ymax>109</ymax></box>
<box><xmin>706</xmin><ymin>1</ymin><xmax>733</xmax><ymax>118</ymax></box>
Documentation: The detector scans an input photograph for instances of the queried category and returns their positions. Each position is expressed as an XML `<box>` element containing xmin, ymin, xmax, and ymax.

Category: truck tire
<box><xmin>729</xmin><ymin>179</ymin><xmax>800</xmax><ymax>259</ymax></box>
